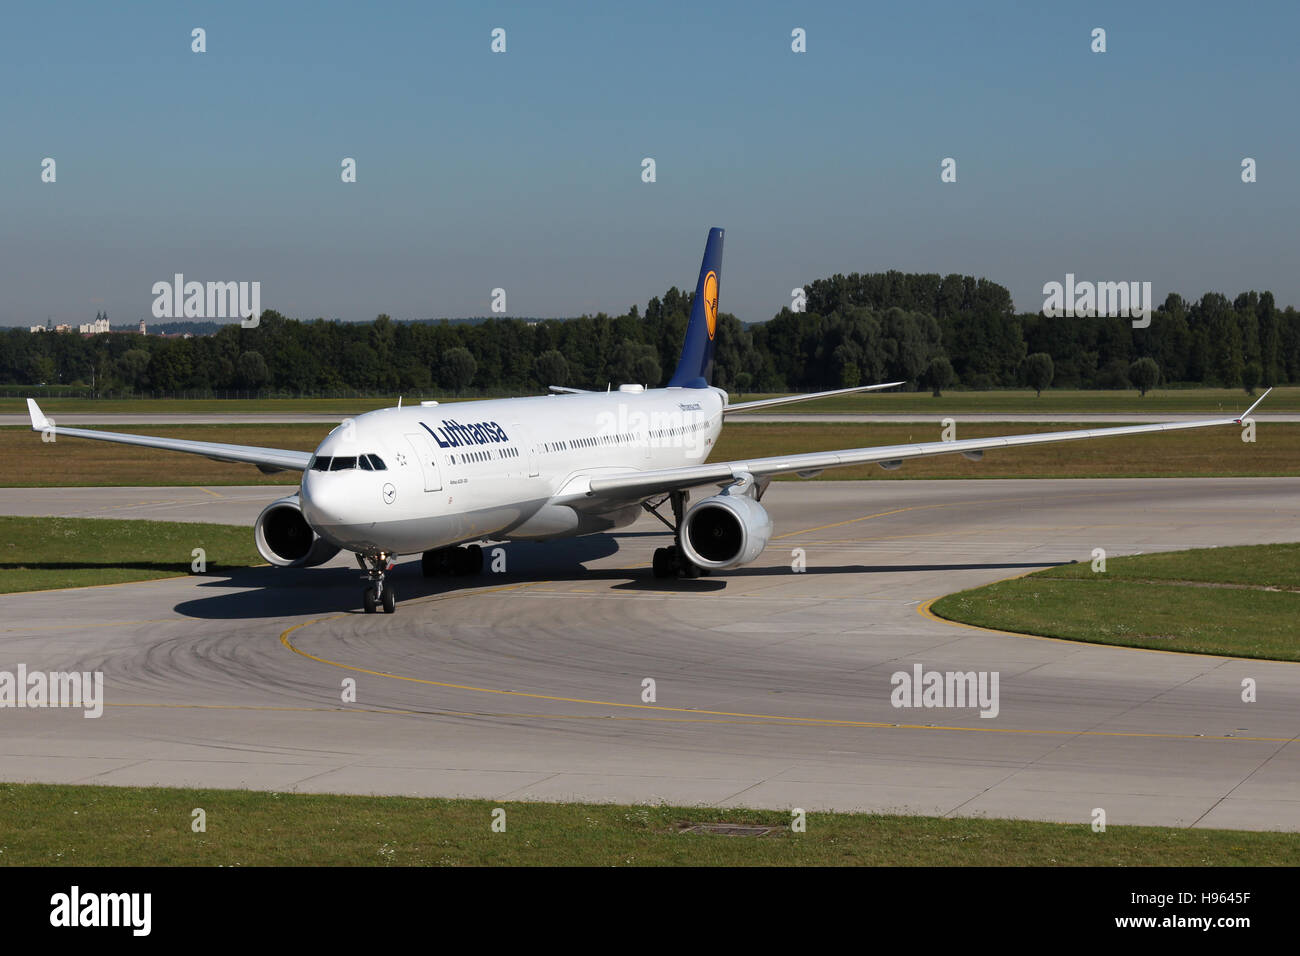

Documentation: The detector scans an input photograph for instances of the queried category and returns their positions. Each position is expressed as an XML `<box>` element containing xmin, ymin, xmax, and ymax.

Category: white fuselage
<box><xmin>299</xmin><ymin>386</ymin><xmax>726</xmax><ymax>556</ymax></box>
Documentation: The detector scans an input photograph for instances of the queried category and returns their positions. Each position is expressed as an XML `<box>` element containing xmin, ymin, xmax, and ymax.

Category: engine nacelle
<box><xmin>678</xmin><ymin>492</ymin><xmax>773</xmax><ymax>570</ymax></box>
<box><xmin>254</xmin><ymin>495</ymin><xmax>341</xmax><ymax>568</ymax></box>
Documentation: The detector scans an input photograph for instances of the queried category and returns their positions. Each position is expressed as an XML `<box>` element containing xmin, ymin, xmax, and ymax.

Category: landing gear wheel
<box><xmin>360</xmin><ymin>551</ymin><xmax>394</xmax><ymax>614</ymax></box>
<box><xmin>660</xmin><ymin>543</ymin><xmax>698</xmax><ymax>578</ymax></box>
<box><xmin>452</xmin><ymin>544</ymin><xmax>484</xmax><ymax>575</ymax></box>
<box><xmin>421</xmin><ymin>550</ymin><xmax>439</xmax><ymax>577</ymax></box>
<box><xmin>652</xmin><ymin>547</ymin><xmax>672</xmax><ymax>578</ymax></box>
<box><xmin>644</xmin><ymin>491</ymin><xmax>710</xmax><ymax>580</ymax></box>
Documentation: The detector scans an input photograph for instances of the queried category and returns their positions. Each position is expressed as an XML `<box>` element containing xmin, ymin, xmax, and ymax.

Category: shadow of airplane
<box><xmin>174</xmin><ymin>534</ymin><xmax>627</xmax><ymax>619</ymax></box>
<box><xmin>171</xmin><ymin>533</ymin><xmax>1069</xmax><ymax>620</ymax></box>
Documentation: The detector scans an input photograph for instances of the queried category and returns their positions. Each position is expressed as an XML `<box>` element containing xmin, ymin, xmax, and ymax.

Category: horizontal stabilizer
<box><xmin>724</xmin><ymin>381</ymin><xmax>903</xmax><ymax>414</ymax></box>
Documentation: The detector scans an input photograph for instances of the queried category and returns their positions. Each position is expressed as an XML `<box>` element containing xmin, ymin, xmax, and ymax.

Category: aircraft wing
<box><xmin>26</xmin><ymin>399</ymin><xmax>312</xmax><ymax>474</ymax></box>
<box><xmin>557</xmin><ymin>389</ymin><xmax>1271</xmax><ymax>506</ymax></box>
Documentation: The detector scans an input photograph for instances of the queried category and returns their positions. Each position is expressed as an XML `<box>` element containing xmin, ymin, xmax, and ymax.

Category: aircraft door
<box><xmin>404</xmin><ymin>432</ymin><xmax>442</xmax><ymax>491</ymax></box>
<box><xmin>513</xmin><ymin>422</ymin><xmax>539</xmax><ymax>477</ymax></box>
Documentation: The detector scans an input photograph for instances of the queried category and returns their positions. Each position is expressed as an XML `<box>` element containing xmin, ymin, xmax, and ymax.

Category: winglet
<box><xmin>1236</xmin><ymin>386</ymin><xmax>1272</xmax><ymax>423</ymax></box>
<box><xmin>26</xmin><ymin>398</ymin><xmax>49</xmax><ymax>431</ymax></box>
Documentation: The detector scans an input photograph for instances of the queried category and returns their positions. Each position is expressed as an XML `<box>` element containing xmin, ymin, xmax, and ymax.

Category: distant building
<box><xmin>54</xmin><ymin>324</ymin><xmax>72</xmax><ymax>333</ymax></box>
<box><xmin>29</xmin><ymin>325</ymin><xmax>45</xmax><ymax>333</ymax></box>
<box><xmin>139</xmin><ymin>318</ymin><xmax>147</xmax><ymax>335</ymax></box>
<box><xmin>79</xmin><ymin>317</ymin><xmax>111</xmax><ymax>334</ymax></box>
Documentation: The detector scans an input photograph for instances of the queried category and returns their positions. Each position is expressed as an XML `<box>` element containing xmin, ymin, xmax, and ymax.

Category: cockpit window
<box><xmin>312</xmin><ymin>453</ymin><xmax>386</xmax><ymax>472</ymax></box>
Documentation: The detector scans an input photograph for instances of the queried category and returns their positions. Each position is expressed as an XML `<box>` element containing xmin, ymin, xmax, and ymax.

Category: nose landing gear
<box><xmin>358</xmin><ymin>552</ymin><xmax>396</xmax><ymax>613</ymax></box>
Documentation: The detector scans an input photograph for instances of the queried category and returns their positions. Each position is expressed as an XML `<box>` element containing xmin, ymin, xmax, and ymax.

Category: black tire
<box><xmin>381</xmin><ymin>585</ymin><xmax>396</xmax><ymax>614</ymax></box>
<box><xmin>452</xmin><ymin>545</ymin><xmax>482</xmax><ymax>576</ymax></box>
<box><xmin>652</xmin><ymin>547</ymin><xmax>671</xmax><ymax>578</ymax></box>
<box><xmin>363</xmin><ymin>587</ymin><xmax>378</xmax><ymax>613</ymax></box>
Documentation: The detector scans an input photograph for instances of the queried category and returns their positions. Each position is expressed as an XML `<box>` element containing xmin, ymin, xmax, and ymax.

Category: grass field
<box><xmin>1</xmin><ymin>783</ymin><xmax>1292</xmax><ymax>866</ymax></box>
<box><xmin>3</xmin><ymin>418</ymin><xmax>1292</xmax><ymax>486</ymax></box>
<box><xmin>4</xmin><ymin>386</ymin><xmax>1294</xmax><ymax>417</ymax></box>
<box><xmin>0</xmin><ymin>516</ymin><xmax>261</xmax><ymax>593</ymax></box>
<box><xmin>930</xmin><ymin>543</ymin><xmax>1300</xmax><ymax>661</ymax></box>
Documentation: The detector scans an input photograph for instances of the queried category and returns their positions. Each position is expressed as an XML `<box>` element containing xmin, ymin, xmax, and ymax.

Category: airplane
<box><xmin>27</xmin><ymin>227</ymin><xmax>1272</xmax><ymax>613</ymax></box>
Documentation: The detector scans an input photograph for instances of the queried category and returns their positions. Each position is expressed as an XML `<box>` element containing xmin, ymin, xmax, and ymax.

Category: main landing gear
<box><xmin>645</xmin><ymin>490</ymin><xmax>708</xmax><ymax>579</ymax></box>
<box><xmin>358</xmin><ymin>552</ymin><xmax>396</xmax><ymax>614</ymax></box>
<box><xmin>420</xmin><ymin>543</ymin><xmax>484</xmax><ymax>577</ymax></box>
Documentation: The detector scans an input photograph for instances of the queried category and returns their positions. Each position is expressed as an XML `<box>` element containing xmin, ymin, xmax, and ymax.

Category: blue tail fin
<box><xmin>666</xmin><ymin>227</ymin><xmax>724</xmax><ymax>388</ymax></box>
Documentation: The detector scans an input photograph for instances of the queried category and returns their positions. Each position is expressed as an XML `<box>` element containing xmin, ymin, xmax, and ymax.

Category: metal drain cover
<box><xmin>679</xmin><ymin>823</ymin><xmax>780</xmax><ymax>837</ymax></box>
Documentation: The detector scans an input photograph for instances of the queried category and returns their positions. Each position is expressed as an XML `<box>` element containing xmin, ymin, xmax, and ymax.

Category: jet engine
<box><xmin>254</xmin><ymin>495</ymin><xmax>341</xmax><ymax>568</ymax></box>
<box><xmin>678</xmin><ymin>492</ymin><xmax>773</xmax><ymax>570</ymax></box>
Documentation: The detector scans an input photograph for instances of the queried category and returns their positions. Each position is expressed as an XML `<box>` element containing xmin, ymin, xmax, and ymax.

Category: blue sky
<box><xmin>3</xmin><ymin>0</ymin><xmax>1297</xmax><ymax>326</ymax></box>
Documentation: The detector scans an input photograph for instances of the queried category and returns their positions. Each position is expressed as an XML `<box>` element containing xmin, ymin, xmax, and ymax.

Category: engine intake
<box><xmin>679</xmin><ymin>492</ymin><xmax>773</xmax><ymax>570</ymax></box>
<box><xmin>254</xmin><ymin>495</ymin><xmax>341</xmax><ymax>568</ymax></box>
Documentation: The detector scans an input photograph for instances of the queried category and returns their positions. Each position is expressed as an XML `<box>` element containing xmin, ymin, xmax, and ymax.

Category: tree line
<box><xmin>3</xmin><ymin>271</ymin><xmax>1298</xmax><ymax>396</ymax></box>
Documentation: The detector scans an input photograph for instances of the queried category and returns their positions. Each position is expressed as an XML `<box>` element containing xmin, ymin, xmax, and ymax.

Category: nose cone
<box><xmin>301</xmin><ymin>470</ymin><xmax>348</xmax><ymax>528</ymax></box>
